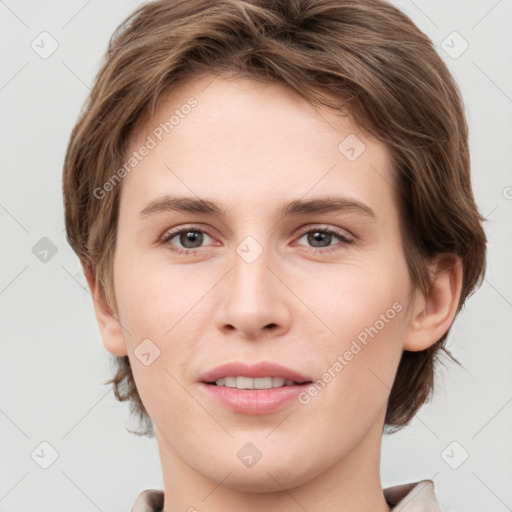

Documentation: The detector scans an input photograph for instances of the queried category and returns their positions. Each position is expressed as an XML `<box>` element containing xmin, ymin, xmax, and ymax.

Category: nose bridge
<box><xmin>231</xmin><ymin>237</ymin><xmax>275</xmax><ymax>308</ymax></box>
<box><xmin>216</xmin><ymin>233</ymin><xmax>289</xmax><ymax>337</ymax></box>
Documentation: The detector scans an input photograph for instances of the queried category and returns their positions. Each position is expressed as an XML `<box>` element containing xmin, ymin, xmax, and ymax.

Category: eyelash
<box><xmin>160</xmin><ymin>224</ymin><xmax>354</xmax><ymax>255</ymax></box>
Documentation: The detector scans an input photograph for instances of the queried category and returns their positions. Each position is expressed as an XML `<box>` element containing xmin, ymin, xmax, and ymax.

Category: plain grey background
<box><xmin>1</xmin><ymin>1</ymin><xmax>511</xmax><ymax>511</ymax></box>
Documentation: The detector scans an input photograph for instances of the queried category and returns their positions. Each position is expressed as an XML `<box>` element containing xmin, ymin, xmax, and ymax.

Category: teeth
<box><xmin>214</xmin><ymin>376</ymin><xmax>297</xmax><ymax>389</ymax></box>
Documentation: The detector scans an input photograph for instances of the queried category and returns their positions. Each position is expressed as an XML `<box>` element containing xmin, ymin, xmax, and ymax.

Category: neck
<box><xmin>155</xmin><ymin>415</ymin><xmax>390</xmax><ymax>512</ymax></box>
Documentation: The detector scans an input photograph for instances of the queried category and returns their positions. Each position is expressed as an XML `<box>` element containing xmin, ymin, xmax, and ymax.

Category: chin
<box><xmin>193</xmin><ymin>443</ymin><xmax>323</xmax><ymax>494</ymax></box>
<box><xmin>218</xmin><ymin>463</ymin><xmax>313</xmax><ymax>493</ymax></box>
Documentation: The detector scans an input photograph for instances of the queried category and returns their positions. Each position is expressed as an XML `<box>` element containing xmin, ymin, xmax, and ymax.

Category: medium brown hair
<box><xmin>62</xmin><ymin>0</ymin><xmax>487</xmax><ymax>435</ymax></box>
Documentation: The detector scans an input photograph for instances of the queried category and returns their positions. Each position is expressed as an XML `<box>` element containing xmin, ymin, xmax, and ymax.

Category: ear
<box><xmin>82</xmin><ymin>264</ymin><xmax>128</xmax><ymax>357</ymax></box>
<box><xmin>403</xmin><ymin>255</ymin><xmax>463</xmax><ymax>351</ymax></box>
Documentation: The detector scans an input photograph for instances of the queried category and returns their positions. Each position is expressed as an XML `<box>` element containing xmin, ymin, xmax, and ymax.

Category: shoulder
<box><xmin>131</xmin><ymin>480</ymin><xmax>441</xmax><ymax>512</ymax></box>
<box><xmin>384</xmin><ymin>480</ymin><xmax>441</xmax><ymax>511</ymax></box>
<box><xmin>131</xmin><ymin>489</ymin><xmax>164</xmax><ymax>512</ymax></box>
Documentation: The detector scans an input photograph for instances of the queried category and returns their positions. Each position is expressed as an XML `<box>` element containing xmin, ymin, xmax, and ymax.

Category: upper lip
<box><xmin>199</xmin><ymin>361</ymin><xmax>313</xmax><ymax>384</ymax></box>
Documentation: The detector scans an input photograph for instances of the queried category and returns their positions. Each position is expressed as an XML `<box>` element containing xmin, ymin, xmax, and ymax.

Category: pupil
<box><xmin>309</xmin><ymin>231</ymin><xmax>331</xmax><ymax>247</ymax></box>
<box><xmin>181</xmin><ymin>230</ymin><xmax>203</xmax><ymax>248</ymax></box>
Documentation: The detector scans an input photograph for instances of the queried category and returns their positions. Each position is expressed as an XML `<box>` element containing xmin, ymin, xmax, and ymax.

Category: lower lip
<box><xmin>199</xmin><ymin>382</ymin><xmax>310</xmax><ymax>415</ymax></box>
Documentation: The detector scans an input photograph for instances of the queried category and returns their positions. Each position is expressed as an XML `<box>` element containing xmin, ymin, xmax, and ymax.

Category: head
<box><xmin>63</xmin><ymin>0</ymin><xmax>486</xmax><ymax>490</ymax></box>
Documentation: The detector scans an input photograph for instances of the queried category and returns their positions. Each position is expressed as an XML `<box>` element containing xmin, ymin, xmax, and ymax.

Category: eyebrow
<box><xmin>140</xmin><ymin>195</ymin><xmax>376</xmax><ymax>220</ymax></box>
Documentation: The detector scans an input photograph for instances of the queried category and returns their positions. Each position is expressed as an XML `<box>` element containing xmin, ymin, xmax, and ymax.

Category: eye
<box><xmin>161</xmin><ymin>225</ymin><xmax>215</xmax><ymax>254</ymax></box>
<box><xmin>295</xmin><ymin>226</ymin><xmax>354</xmax><ymax>252</ymax></box>
<box><xmin>160</xmin><ymin>224</ymin><xmax>354</xmax><ymax>255</ymax></box>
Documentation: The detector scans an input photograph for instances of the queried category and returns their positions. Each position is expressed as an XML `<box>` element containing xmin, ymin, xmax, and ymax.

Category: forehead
<box><xmin>122</xmin><ymin>75</ymin><xmax>395</xmax><ymax>222</ymax></box>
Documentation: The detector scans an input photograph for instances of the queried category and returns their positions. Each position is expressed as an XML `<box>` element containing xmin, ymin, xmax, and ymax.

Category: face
<box><xmin>108</xmin><ymin>75</ymin><xmax>419</xmax><ymax>492</ymax></box>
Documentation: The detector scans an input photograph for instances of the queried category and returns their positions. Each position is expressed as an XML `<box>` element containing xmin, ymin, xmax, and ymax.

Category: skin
<box><xmin>86</xmin><ymin>75</ymin><xmax>462</xmax><ymax>512</ymax></box>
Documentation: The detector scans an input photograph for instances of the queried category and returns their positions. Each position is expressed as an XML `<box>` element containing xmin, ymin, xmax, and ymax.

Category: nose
<box><xmin>214</xmin><ymin>241</ymin><xmax>291</xmax><ymax>340</ymax></box>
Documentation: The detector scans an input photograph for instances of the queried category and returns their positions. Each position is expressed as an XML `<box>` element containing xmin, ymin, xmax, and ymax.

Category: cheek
<box><xmin>112</xmin><ymin>252</ymin><xmax>217</xmax><ymax>409</ymax></box>
<box><xmin>113</xmin><ymin>246</ymin><xmax>204</xmax><ymax>342</ymax></box>
<box><xmin>295</xmin><ymin>257</ymin><xmax>409</xmax><ymax>410</ymax></box>
<box><xmin>304</xmin><ymin>255</ymin><xmax>410</xmax><ymax>341</ymax></box>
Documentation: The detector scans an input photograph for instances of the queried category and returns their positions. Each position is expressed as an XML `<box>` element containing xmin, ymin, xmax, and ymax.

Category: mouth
<box><xmin>199</xmin><ymin>361</ymin><xmax>313</xmax><ymax>388</ymax></box>
<box><xmin>204</xmin><ymin>376</ymin><xmax>313</xmax><ymax>389</ymax></box>
<box><xmin>198</xmin><ymin>361</ymin><xmax>314</xmax><ymax>414</ymax></box>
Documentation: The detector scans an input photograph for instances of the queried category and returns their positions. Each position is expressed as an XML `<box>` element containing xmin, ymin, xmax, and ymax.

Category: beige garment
<box><xmin>131</xmin><ymin>479</ymin><xmax>441</xmax><ymax>512</ymax></box>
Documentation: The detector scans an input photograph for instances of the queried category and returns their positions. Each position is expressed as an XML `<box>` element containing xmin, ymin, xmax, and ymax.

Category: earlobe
<box><xmin>403</xmin><ymin>255</ymin><xmax>463</xmax><ymax>352</ymax></box>
<box><xmin>82</xmin><ymin>264</ymin><xmax>128</xmax><ymax>357</ymax></box>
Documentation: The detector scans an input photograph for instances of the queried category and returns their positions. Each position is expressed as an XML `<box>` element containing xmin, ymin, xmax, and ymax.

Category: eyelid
<box><xmin>294</xmin><ymin>223</ymin><xmax>354</xmax><ymax>242</ymax></box>
<box><xmin>160</xmin><ymin>223</ymin><xmax>213</xmax><ymax>241</ymax></box>
<box><xmin>160</xmin><ymin>223</ymin><xmax>355</xmax><ymax>253</ymax></box>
